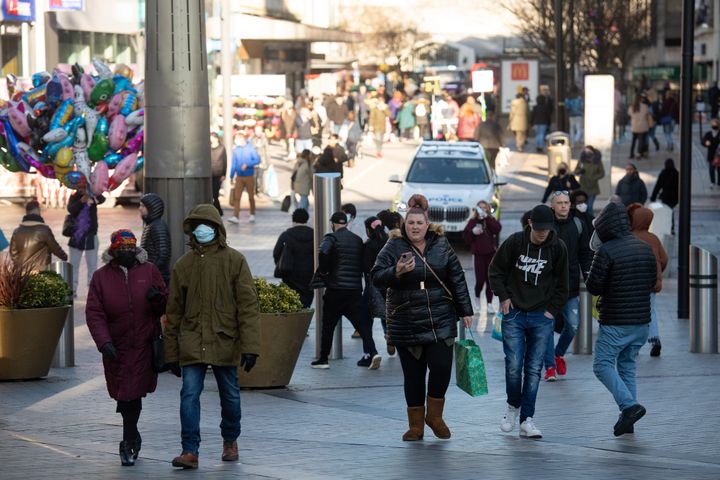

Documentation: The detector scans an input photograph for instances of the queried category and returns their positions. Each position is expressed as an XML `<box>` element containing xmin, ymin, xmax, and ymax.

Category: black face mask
<box><xmin>557</xmin><ymin>168</ymin><xmax>567</xmax><ymax>175</ymax></box>
<box><xmin>713</xmin><ymin>126</ymin><xmax>719</xmax><ymax>131</ymax></box>
<box><xmin>115</xmin><ymin>251</ymin><xmax>136</xmax><ymax>268</ymax></box>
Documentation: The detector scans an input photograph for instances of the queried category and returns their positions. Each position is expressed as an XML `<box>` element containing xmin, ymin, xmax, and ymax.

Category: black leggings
<box><xmin>397</xmin><ymin>342</ymin><xmax>454</xmax><ymax>407</ymax></box>
<box><xmin>116</xmin><ymin>398</ymin><xmax>142</xmax><ymax>442</ymax></box>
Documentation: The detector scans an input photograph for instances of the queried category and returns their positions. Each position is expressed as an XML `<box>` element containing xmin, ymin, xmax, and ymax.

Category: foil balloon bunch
<box><xmin>0</xmin><ymin>59</ymin><xmax>145</xmax><ymax>196</ymax></box>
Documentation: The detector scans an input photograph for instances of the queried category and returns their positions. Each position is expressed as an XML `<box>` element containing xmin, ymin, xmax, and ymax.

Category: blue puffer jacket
<box><xmin>371</xmin><ymin>226</ymin><xmax>473</xmax><ymax>347</ymax></box>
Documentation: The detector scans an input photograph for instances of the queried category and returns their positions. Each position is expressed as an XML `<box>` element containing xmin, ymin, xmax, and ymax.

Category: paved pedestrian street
<box><xmin>1</xmin><ymin>138</ymin><xmax>719</xmax><ymax>479</ymax></box>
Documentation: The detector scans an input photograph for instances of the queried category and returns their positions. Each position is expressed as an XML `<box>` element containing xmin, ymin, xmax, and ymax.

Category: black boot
<box><xmin>119</xmin><ymin>441</ymin><xmax>135</xmax><ymax>466</ymax></box>
<box><xmin>129</xmin><ymin>433</ymin><xmax>142</xmax><ymax>460</ymax></box>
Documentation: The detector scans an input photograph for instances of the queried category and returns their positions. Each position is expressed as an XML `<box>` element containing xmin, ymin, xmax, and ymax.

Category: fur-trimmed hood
<box><xmin>388</xmin><ymin>223</ymin><xmax>444</xmax><ymax>240</ymax></box>
<box><xmin>101</xmin><ymin>246</ymin><xmax>149</xmax><ymax>265</ymax></box>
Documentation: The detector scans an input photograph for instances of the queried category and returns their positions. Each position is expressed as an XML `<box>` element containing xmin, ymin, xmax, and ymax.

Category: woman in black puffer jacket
<box><xmin>139</xmin><ymin>193</ymin><xmax>171</xmax><ymax>286</ymax></box>
<box><xmin>371</xmin><ymin>194</ymin><xmax>473</xmax><ymax>443</ymax></box>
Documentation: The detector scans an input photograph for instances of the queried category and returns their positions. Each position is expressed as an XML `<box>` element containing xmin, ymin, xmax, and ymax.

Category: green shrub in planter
<box><xmin>18</xmin><ymin>271</ymin><xmax>71</xmax><ymax>309</ymax></box>
<box><xmin>253</xmin><ymin>278</ymin><xmax>304</xmax><ymax>314</ymax></box>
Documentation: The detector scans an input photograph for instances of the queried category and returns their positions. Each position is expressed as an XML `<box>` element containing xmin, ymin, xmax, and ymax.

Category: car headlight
<box><xmin>397</xmin><ymin>201</ymin><xmax>408</xmax><ymax>213</ymax></box>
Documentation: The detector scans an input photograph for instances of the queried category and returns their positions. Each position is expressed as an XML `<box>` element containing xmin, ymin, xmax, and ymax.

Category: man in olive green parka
<box><xmin>164</xmin><ymin>204</ymin><xmax>260</xmax><ymax>469</ymax></box>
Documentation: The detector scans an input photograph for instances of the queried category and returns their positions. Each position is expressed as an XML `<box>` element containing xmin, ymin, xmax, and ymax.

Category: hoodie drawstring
<box><xmin>524</xmin><ymin>243</ymin><xmax>530</xmax><ymax>283</ymax></box>
<box><xmin>536</xmin><ymin>247</ymin><xmax>542</xmax><ymax>286</ymax></box>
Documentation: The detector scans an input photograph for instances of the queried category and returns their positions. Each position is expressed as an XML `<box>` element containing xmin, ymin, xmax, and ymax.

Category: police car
<box><xmin>389</xmin><ymin>141</ymin><xmax>506</xmax><ymax>233</ymax></box>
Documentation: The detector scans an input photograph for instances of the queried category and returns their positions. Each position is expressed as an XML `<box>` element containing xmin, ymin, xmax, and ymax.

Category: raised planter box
<box><xmin>238</xmin><ymin>309</ymin><xmax>313</xmax><ymax>389</ymax></box>
<box><xmin>0</xmin><ymin>306</ymin><xmax>70</xmax><ymax>380</ymax></box>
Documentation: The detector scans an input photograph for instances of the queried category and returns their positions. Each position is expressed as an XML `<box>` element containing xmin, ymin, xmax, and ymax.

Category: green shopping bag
<box><xmin>455</xmin><ymin>329</ymin><xmax>489</xmax><ymax>397</ymax></box>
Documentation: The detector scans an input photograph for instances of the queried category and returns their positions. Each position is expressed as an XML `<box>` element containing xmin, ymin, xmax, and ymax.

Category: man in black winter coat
<box><xmin>139</xmin><ymin>193</ymin><xmax>171</xmax><ymax>286</ymax></box>
<box><xmin>543</xmin><ymin>192</ymin><xmax>593</xmax><ymax>381</ymax></box>
<box><xmin>489</xmin><ymin>204</ymin><xmax>568</xmax><ymax>439</ymax></box>
<box><xmin>272</xmin><ymin>208</ymin><xmax>314</xmax><ymax>308</ymax></box>
<box><xmin>615</xmin><ymin>163</ymin><xmax>648</xmax><ymax>206</ymax></box>
<box><xmin>311</xmin><ymin>211</ymin><xmax>380</xmax><ymax>370</ymax></box>
<box><xmin>586</xmin><ymin>202</ymin><xmax>657</xmax><ymax>436</ymax></box>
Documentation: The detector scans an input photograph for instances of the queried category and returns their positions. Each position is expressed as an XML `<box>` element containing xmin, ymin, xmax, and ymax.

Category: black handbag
<box><xmin>62</xmin><ymin>214</ymin><xmax>74</xmax><ymax>237</ymax></box>
<box><xmin>273</xmin><ymin>243</ymin><xmax>293</xmax><ymax>278</ymax></box>
<box><xmin>280</xmin><ymin>195</ymin><xmax>292</xmax><ymax>212</ymax></box>
<box><xmin>152</xmin><ymin>317</ymin><xmax>167</xmax><ymax>372</ymax></box>
<box><xmin>309</xmin><ymin>269</ymin><xmax>328</xmax><ymax>289</ymax></box>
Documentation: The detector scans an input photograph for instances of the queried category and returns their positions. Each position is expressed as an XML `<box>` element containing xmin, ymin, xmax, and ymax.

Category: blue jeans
<box><xmin>593</xmin><ymin>324</ymin><xmax>649</xmax><ymax>411</ymax></box>
<box><xmin>648</xmin><ymin>293</ymin><xmax>660</xmax><ymax>340</ymax></box>
<box><xmin>662</xmin><ymin>120</ymin><xmax>674</xmax><ymax>148</ymax></box>
<box><xmin>544</xmin><ymin>296</ymin><xmax>580</xmax><ymax>368</ymax></box>
<box><xmin>535</xmin><ymin>124</ymin><xmax>548</xmax><ymax>150</ymax></box>
<box><xmin>502</xmin><ymin>309</ymin><xmax>554</xmax><ymax>422</ymax></box>
<box><xmin>180</xmin><ymin>364</ymin><xmax>242</xmax><ymax>455</ymax></box>
<box><xmin>295</xmin><ymin>138</ymin><xmax>313</xmax><ymax>153</ymax></box>
<box><xmin>292</xmin><ymin>192</ymin><xmax>309</xmax><ymax>210</ymax></box>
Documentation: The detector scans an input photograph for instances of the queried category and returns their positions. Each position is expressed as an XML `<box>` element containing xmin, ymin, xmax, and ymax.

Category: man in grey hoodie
<box><xmin>489</xmin><ymin>204</ymin><xmax>568</xmax><ymax>439</ymax></box>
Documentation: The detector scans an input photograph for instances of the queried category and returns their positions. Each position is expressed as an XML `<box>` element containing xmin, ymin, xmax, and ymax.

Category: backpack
<box><xmin>573</xmin><ymin>216</ymin><xmax>583</xmax><ymax>236</ymax></box>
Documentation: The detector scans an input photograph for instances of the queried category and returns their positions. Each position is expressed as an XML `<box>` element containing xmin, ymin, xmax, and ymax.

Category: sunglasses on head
<box><xmin>552</xmin><ymin>190</ymin><xmax>570</xmax><ymax>197</ymax></box>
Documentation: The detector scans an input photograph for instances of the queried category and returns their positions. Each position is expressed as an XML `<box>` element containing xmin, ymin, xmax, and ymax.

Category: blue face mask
<box><xmin>193</xmin><ymin>224</ymin><xmax>216</xmax><ymax>244</ymax></box>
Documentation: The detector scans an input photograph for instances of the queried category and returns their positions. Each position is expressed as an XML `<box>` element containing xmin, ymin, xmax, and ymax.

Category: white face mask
<box><xmin>576</xmin><ymin>203</ymin><xmax>588</xmax><ymax>213</ymax></box>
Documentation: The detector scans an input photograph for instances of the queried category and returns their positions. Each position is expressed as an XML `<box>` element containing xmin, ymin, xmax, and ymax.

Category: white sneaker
<box><xmin>520</xmin><ymin>417</ymin><xmax>543</xmax><ymax>438</ymax></box>
<box><xmin>248</xmin><ymin>214</ymin><xmax>256</xmax><ymax>223</ymax></box>
<box><xmin>500</xmin><ymin>404</ymin><xmax>520</xmax><ymax>432</ymax></box>
<box><xmin>227</xmin><ymin>216</ymin><xmax>239</xmax><ymax>224</ymax></box>
<box><xmin>487</xmin><ymin>302</ymin><xmax>496</xmax><ymax>315</ymax></box>
<box><xmin>369</xmin><ymin>354</ymin><xmax>382</xmax><ymax>370</ymax></box>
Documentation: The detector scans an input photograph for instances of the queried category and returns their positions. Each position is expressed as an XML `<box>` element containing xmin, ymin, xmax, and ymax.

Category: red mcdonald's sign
<box><xmin>511</xmin><ymin>63</ymin><xmax>529</xmax><ymax>81</ymax></box>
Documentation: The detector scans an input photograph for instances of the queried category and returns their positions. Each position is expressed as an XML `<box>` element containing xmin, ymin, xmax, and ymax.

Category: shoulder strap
<box><xmin>409</xmin><ymin>244</ymin><xmax>453</xmax><ymax>298</ymax></box>
<box><xmin>573</xmin><ymin>216</ymin><xmax>583</xmax><ymax>236</ymax></box>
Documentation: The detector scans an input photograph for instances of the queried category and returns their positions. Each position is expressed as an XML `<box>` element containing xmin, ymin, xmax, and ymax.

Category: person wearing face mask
<box><xmin>573</xmin><ymin>145</ymin><xmax>605</xmax><ymax>213</ymax></box>
<box><xmin>312</xmin><ymin>211</ymin><xmax>381</xmax><ymax>370</ymax></box>
<box><xmin>463</xmin><ymin>201</ymin><xmax>502</xmax><ymax>315</ymax></box>
<box><xmin>570</xmin><ymin>190</ymin><xmax>595</xmax><ymax>236</ymax></box>
<box><xmin>372</xmin><ymin>194</ymin><xmax>473</xmax><ymax>442</ymax></box>
<box><xmin>139</xmin><ymin>193</ymin><xmax>171</xmax><ymax>286</ymax></box>
<box><xmin>489</xmin><ymin>205</ymin><xmax>568</xmax><ymax>438</ymax></box>
<box><xmin>541</xmin><ymin>162</ymin><xmax>580</xmax><ymax>204</ymax></box>
<box><xmin>542</xmin><ymin>192</ymin><xmax>593</xmax><ymax>382</ymax></box>
<box><xmin>164</xmin><ymin>204</ymin><xmax>261</xmax><ymax>469</ymax></box>
<box><xmin>85</xmin><ymin>229</ymin><xmax>168</xmax><ymax>466</ymax></box>
<box><xmin>702</xmin><ymin>118</ymin><xmax>720</xmax><ymax>189</ymax></box>
<box><xmin>615</xmin><ymin>163</ymin><xmax>648</xmax><ymax>206</ymax></box>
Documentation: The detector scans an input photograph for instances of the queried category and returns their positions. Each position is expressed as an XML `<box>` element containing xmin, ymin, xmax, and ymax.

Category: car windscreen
<box><xmin>406</xmin><ymin>157</ymin><xmax>490</xmax><ymax>185</ymax></box>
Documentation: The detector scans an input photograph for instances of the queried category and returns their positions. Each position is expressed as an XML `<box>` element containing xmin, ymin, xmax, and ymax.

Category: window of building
<box><xmin>1</xmin><ymin>34</ymin><xmax>22</xmax><ymax>76</ymax></box>
<box><xmin>59</xmin><ymin>31</ymin><xmax>137</xmax><ymax>66</ymax></box>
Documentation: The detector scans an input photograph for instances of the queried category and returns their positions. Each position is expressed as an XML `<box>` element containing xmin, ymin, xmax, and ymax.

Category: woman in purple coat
<box><xmin>86</xmin><ymin>229</ymin><xmax>167</xmax><ymax>466</ymax></box>
<box><xmin>463</xmin><ymin>201</ymin><xmax>502</xmax><ymax>315</ymax></box>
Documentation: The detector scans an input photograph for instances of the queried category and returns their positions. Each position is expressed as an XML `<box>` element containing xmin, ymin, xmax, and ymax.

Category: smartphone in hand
<box><xmin>400</xmin><ymin>252</ymin><xmax>413</xmax><ymax>263</ymax></box>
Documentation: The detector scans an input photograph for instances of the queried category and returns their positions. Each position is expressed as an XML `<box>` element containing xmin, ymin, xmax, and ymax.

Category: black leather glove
<box><xmin>100</xmin><ymin>342</ymin><xmax>118</xmax><ymax>360</ymax></box>
<box><xmin>146</xmin><ymin>286</ymin><xmax>163</xmax><ymax>303</ymax></box>
<box><xmin>240</xmin><ymin>354</ymin><xmax>258</xmax><ymax>373</ymax></box>
<box><xmin>166</xmin><ymin>362</ymin><xmax>182</xmax><ymax>378</ymax></box>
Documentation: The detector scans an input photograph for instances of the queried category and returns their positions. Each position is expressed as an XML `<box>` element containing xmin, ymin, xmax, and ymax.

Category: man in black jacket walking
<box><xmin>139</xmin><ymin>193</ymin><xmax>171</xmax><ymax>286</ymax></box>
<box><xmin>311</xmin><ymin>211</ymin><xmax>380</xmax><ymax>370</ymax></box>
<box><xmin>489</xmin><ymin>205</ymin><xmax>568</xmax><ymax>439</ymax></box>
<box><xmin>586</xmin><ymin>202</ymin><xmax>657</xmax><ymax>436</ymax></box>
<box><xmin>272</xmin><ymin>208</ymin><xmax>314</xmax><ymax>308</ymax></box>
<box><xmin>544</xmin><ymin>191</ymin><xmax>593</xmax><ymax>381</ymax></box>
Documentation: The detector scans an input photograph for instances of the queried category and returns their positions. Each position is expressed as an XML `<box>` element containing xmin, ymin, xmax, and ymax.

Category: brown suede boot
<box><xmin>222</xmin><ymin>440</ymin><xmax>239</xmax><ymax>461</ymax></box>
<box><xmin>402</xmin><ymin>406</ymin><xmax>425</xmax><ymax>441</ymax></box>
<box><xmin>425</xmin><ymin>396</ymin><xmax>451</xmax><ymax>439</ymax></box>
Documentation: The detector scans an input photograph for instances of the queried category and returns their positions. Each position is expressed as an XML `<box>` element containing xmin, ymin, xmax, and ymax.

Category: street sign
<box><xmin>471</xmin><ymin>70</ymin><xmax>494</xmax><ymax>93</ymax></box>
<box><xmin>500</xmin><ymin>59</ymin><xmax>538</xmax><ymax>114</ymax></box>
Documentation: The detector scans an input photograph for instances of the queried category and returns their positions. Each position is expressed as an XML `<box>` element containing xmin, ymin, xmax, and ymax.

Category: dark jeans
<box><xmin>709</xmin><ymin>163</ymin><xmax>720</xmax><ymax>186</ymax></box>
<box><xmin>320</xmin><ymin>288</ymin><xmax>377</xmax><ymax>360</ymax></box>
<box><xmin>397</xmin><ymin>341</ymin><xmax>454</xmax><ymax>407</ymax></box>
<box><xmin>212</xmin><ymin>176</ymin><xmax>223</xmax><ymax>216</ymax></box>
<box><xmin>284</xmin><ymin>277</ymin><xmax>313</xmax><ymax>308</ymax></box>
<box><xmin>180</xmin><ymin>364</ymin><xmax>241</xmax><ymax>456</ymax></box>
<box><xmin>502</xmin><ymin>308</ymin><xmax>554</xmax><ymax>422</ymax></box>
<box><xmin>630</xmin><ymin>132</ymin><xmax>648</xmax><ymax>157</ymax></box>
